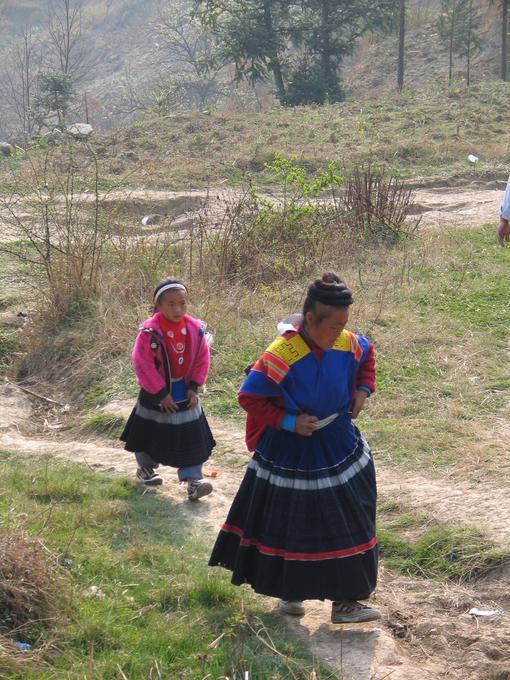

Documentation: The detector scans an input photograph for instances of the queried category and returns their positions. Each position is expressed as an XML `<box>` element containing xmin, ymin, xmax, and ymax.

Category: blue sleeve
<box><xmin>280</xmin><ymin>414</ymin><xmax>297</xmax><ymax>432</ymax></box>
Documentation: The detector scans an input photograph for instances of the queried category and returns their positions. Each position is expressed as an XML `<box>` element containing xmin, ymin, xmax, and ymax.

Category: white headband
<box><xmin>154</xmin><ymin>283</ymin><xmax>187</xmax><ymax>302</ymax></box>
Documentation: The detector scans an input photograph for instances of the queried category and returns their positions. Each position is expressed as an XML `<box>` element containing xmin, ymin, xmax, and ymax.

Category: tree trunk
<box><xmin>321</xmin><ymin>0</ymin><xmax>332</xmax><ymax>98</ymax></box>
<box><xmin>502</xmin><ymin>0</ymin><xmax>508</xmax><ymax>81</ymax></box>
<box><xmin>269</xmin><ymin>59</ymin><xmax>286</xmax><ymax>103</ymax></box>
<box><xmin>397</xmin><ymin>0</ymin><xmax>405</xmax><ymax>90</ymax></box>
<box><xmin>263</xmin><ymin>1</ymin><xmax>286</xmax><ymax>103</ymax></box>
<box><xmin>467</xmin><ymin>41</ymin><xmax>471</xmax><ymax>86</ymax></box>
<box><xmin>465</xmin><ymin>0</ymin><xmax>471</xmax><ymax>86</ymax></box>
<box><xmin>448</xmin><ymin>0</ymin><xmax>457</xmax><ymax>84</ymax></box>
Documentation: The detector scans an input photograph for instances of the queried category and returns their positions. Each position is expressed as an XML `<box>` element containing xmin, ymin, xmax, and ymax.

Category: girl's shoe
<box><xmin>279</xmin><ymin>600</ymin><xmax>305</xmax><ymax>616</ymax></box>
<box><xmin>331</xmin><ymin>600</ymin><xmax>380</xmax><ymax>624</ymax></box>
<box><xmin>136</xmin><ymin>466</ymin><xmax>163</xmax><ymax>486</ymax></box>
<box><xmin>187</xmin><ymin>479</ymin><xmax>213</xmax><ymax>501</ymax></box>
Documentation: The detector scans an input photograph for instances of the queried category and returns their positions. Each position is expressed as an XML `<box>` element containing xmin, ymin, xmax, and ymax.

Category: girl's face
<box><xmin>305</xmin><ymin>305</ymin><xmax>350</xmax><ymax>350</ymax></box>
<box><xmin>156</xmin><ymin>290</ymin><xmax>187</xmax><ymax>322</ymax></box>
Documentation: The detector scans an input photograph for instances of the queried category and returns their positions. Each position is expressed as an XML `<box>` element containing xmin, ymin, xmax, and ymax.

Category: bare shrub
<box><xmin>189</xmin><ymin>160</ymin><xmax>419</xmax><ymax>286</ymax></box>
<box><xmin>0</xmin><ymin>139</ymin><xmax>114</xmax><ymax>317</ymax></box>
<box><xmin>342</xmin><ymin>164</ymin><xmax>420</xmax><ymax>243</ymax></box>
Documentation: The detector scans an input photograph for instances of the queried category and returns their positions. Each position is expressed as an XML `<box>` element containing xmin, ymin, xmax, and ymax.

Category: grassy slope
<box><xmin>362</xmin><ymin>225</ymin><xmax>510</xmax><ymax>478</ymax></box>
<box><xmin>194</xmin><ymin>224</ymin><xmax>510</xmax><ymax>484</ymax></box>
<box><xmin>91</xmin><ymin>81</ymin><xmax>510</xmax><ymax>190</ymax></box>
<box><xmin>0</xmin><ymin>452</ymin><xmax>334</xmax><ymax>679</ymax></box>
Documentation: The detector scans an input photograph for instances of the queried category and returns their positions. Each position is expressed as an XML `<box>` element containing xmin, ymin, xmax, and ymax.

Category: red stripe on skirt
<box><xmin>221</xmin><ymin>523</ymin><xmax>377</xmax><ymax>561</ymax></box>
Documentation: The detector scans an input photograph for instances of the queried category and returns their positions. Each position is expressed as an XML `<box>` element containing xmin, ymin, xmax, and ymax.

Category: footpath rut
<box><xmin>1</xmin><ymin>383</ymin><xmax>509</xmax><ymax>680</ymax></box>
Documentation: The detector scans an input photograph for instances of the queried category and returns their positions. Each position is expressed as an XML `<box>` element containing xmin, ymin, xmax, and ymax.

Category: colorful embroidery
<box><xmin>333</xmin><ymin>330</ymin><xmax>363</xmax><ymax>361</ymax></box>
<box><xmin>265</xmin><ymin>334</ymin><xmax>310</xmax><ymax>366</ymax></box>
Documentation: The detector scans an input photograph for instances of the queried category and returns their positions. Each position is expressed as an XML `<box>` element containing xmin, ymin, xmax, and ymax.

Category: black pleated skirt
<box><xmin>120</xmin><ymin>390</ymin><xmax>215</xmax><ymax>467</ymax></box>
<box><xmin>209</xmin><ymin>432</ymin><xmax>378</xmax><ymax>601</ymax></box>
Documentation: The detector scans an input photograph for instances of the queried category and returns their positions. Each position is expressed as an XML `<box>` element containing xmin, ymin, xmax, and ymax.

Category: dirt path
<box><xmin>411</xmin><ymin>183</ymin><xmax>506</xmax><ymax>229</ymax></box>
<box><xmin>1</xmin><ymin>383</ymin><xmax>509</xmax><ymax>680</ymax></box>
<box><xmin>0</xmin><ymin>182</ymin><xmax>506</xmax><ymax>245</ymax></box>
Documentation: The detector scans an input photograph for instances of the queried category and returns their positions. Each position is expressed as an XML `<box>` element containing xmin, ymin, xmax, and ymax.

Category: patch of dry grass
<box><xmin>0</xmin><ymin>530</ymin><xmax>66</xmax><ymax>636</ymax></box>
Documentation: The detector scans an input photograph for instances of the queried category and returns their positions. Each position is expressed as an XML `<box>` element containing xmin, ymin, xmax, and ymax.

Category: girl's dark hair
<box><xmin>303</xmin><ymin>272</ymin><xmax>353</xmax><ymax>322</ymax></box>
<box><xmin>152</xmin><ymin>277</ymin><xmax>187</xmax><ymax>309</ymax></box>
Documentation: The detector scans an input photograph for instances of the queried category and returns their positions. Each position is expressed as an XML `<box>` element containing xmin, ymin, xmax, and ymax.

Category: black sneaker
<box><xmin>136</xmin><ymin>466</ymin><xmax>163</xmax><ymax>486</ymax></box>
<box><xmin>187</xmin><ymin>479</ymin><xmax>213</xmax><ymax>501</ymax></box>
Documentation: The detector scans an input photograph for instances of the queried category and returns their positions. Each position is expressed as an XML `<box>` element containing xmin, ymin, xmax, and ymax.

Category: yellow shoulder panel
<box><xmin>266</xmin><ymin>333</ymin><xmax>310</xmax><ymax>366</ymax></box>
<box><xmin>332</xmin><ymin>329</ymin><xmax>352</xmax><ymax>352</ymax></box>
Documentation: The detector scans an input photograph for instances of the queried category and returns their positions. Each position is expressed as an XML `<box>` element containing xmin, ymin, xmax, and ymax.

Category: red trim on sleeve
<box><xmin>355</xmin><ymin>341</ymin><xmax>376</xmax><ymax>394</ymax></box>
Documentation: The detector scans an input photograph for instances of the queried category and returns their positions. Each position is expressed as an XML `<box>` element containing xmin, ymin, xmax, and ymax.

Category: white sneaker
<box><xmin>279</xmin><ymin>600</ymin><xmax>305</xmax><ymax>616</ymax></box>
<box><xmin>331</xmin><ymin>600</ymin><xmax>381</xmax><ymax>624</ymax></box>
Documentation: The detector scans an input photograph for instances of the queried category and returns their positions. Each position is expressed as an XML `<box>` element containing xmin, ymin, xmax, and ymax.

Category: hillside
<box><xmin>344</xmin><ymin>2</ymin><xmax>502</xmax><ymax>96</ymax></box>
<box><xmin>71</xmin><ymin>81</ymin><xmax>510</xmax><ymax>191</ymax></box>
<box><xmin>0</xmin><ymin>0</ymin><xmax>163</xmax><ymax>133</ymax></box>
<box><xmin>1</xmin><ymin>0</ymin><xmax>508</xmax><ymax>140</ymax></box>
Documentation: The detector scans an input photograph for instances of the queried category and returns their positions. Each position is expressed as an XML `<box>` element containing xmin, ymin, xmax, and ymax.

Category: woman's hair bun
<box><xmin>304</xmin><ymin>272</ymin><xmax>353</xmax><ymax>310</ymax></box>
<box><xmin>320</xmin><ymin>272</ymin><xmax>341</xmax><ymax>285</ymax></box>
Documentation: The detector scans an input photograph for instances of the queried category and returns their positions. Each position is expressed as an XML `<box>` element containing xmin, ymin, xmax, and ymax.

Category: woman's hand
<box><xmin>350</xmin><ymin>390</ymin><xmax>368</xmax><ymax>419</ymax></box>
<box><xmin>160</xmin><ymin>394</ymin><xmax>178</xmax><ymax>413</ymax></box>
<box><xmin>187</xmin><ymin>389</ymin><xmax>198</xmax><ymax>409</ymax></box>
<box><xmin>295</xmin><ymin>414</ymin><xmax>319</xmax><ymax>436</ymax></box>
<box><xmin>498</xmin><ymin>217</ymin><xmax>510</xmax><ymax>245</ymax></box>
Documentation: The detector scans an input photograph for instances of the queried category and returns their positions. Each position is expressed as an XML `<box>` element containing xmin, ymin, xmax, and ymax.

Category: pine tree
<box><xmin>437</xmin><ymin>0</ymin><xmax>461</xmax><ymax>84</ymax></box>
<box><xmin>455</xmin><ymin>0</ymin><xmax>482</xmax><ymax>86</ymax></box>
<box><xmin>437</xmin><ymin>0</ymin><xmax>482</xmax><ymax>86</ymax></box>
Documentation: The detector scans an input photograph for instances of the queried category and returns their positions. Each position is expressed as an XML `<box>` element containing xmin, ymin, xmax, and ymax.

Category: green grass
<box><xmin>378</xmin><ymin>510</ymin><xmax>510</xmax><ymax>582</ymax></box>
<box><xmin>357</xmin><ymin>224</ymin><xmax>510</xmax><ymax>476</ymax></box>
<box><xmin>0</xmin><ymin>326</ymin><xmax>22</xmax><ymax>371</ymax></box>
<box><xmin>0</xmin><ymin>452</ymin><xmax>334</xmax><ymax>679</ymax></box>
<box><xmin>82</xmin><ymin>412</ymin><xmax>127</xmax><ymax>439</ymax></box>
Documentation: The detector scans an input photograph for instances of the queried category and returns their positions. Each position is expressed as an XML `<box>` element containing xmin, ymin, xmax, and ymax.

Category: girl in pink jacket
<box><xmin>120</xmin><ymin>277</ymin><xmax>216</xmax><ymax>501</ymax></box>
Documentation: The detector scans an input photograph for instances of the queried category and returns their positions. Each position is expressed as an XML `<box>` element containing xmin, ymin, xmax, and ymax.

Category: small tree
<box><xmin>154</xmin><ymin>2</ymin><xmax>223</xmax><ymax>110</ymax></box>
<box><xmin>437</xmin><ymin>0</ymin><xmax>462</xmax><ymax>84</ymax></box>
<box><xmin>456</xmin><ymin>0</ymin><xmax>482</xmax><ymax>86</ymax></box>
<box><xmin>437</xmin><ymin>0</ymin><xmax>482</xmax><ymax>85</ymax></box>
<box><xmin>34</xmin><ymin>71</ymin><xmax>74</xmax><ymax>130</ymax></box>
<box><xmin>46</xmin><ymin>0</ymin><xmax>89</xmax><ymax>80</ymax></box>
<box><xmin>4</xmin><ymin>28</ymin><xmax>41</xmax><ymax>142</ymax></box>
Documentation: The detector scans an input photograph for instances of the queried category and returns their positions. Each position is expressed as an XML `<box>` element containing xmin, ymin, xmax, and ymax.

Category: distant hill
<box><xmin>0</xmin><ymin>0</ymin><xmax>507</xmax><ymax>139</ymax></box>
<box><xmin>0</xmin><ymin>0</ymin><xmax>163</xmax><ymax>134</ymax></box>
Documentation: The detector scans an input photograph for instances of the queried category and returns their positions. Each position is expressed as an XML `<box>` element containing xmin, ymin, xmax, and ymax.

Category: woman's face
<box><xmin>156</xmin><ymin>290</ymin><xmax>187</xmax><ymax>322</ymax></box>
<box><xmin>305</xmin><ymin>305</ymin><xmax>350</xmax><ymax>350</ymax></box>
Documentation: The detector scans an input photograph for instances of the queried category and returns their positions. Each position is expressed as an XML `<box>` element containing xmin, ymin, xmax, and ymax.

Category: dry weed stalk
<box><xmin>343</xmin><ymin>164</ymin><xmax>421</xmax><ymax>242</ymax></box>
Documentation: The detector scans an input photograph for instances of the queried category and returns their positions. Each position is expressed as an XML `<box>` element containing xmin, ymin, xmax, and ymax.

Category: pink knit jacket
<box><xmin>131</xmin><ymin>312</ymin><xmax>211</xmax><ymax>399</ymax></box>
